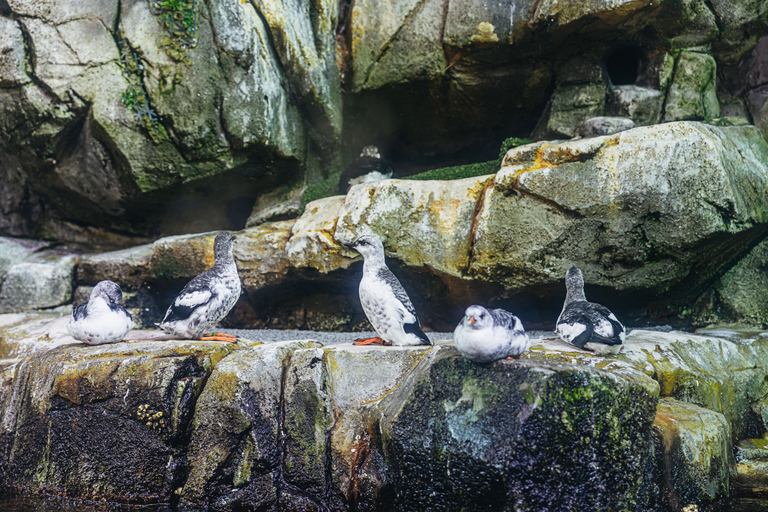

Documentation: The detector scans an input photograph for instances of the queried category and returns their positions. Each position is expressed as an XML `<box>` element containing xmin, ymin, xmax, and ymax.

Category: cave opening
<box><xmin>606</xmin><ymin>47</ymin><xmax>642</xmax><ymax>86</ymax></box>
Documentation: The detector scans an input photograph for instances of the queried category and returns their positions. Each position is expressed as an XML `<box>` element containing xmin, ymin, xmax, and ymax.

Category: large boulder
<box><xmin>0</xmin><ymin>251</ymin><xmax>77</xmax><ymax>313</ymax></box>
<box><xmin>0</xmin><ymin>331</ymin><xmax>663</xmax><ymax>510</ymax></box>
<box><xmin>0</xmin><ymin>0</ymin><xmax>341</xmax><ymax>243</ymax></box>
<box><xmin>123</xmin><ymin>121</ymin><xmax>768</xmax><ymax>330</ymax></box>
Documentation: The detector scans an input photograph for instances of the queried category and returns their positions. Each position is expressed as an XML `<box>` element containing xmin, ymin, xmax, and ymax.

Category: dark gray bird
<box><xmin>338</xmin><ymin>145</ymin><xmax>395</xmax><ymax>194</ymax></box>
<box><xmin>454</xmin><ymin>305</ymin><xmax>530</xmax><ymax>363</ymax></box>
<box><xmin>159</xmin><ymin>231</ymin><xmax>241</xmax><ymax>342</ymax></box>
<box><xmin>342</xmin><ymin>234</ymin><xmax>431</xmax><ymax>346</ymax></box>
<box><xmin>67</xmin><ymin>280</ymin><xmax>134</xmax><ymax>346</ymax></box>
<box><xmin>556</xmin><ymin>266</ymin><xmax>625</xmax><ymax>355</ymax></box>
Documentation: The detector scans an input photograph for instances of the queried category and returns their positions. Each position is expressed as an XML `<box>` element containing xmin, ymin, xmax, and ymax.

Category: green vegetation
<box><xmin>150</xmin><ymin>0</ymin><xmax>198</xmax><ymax>63</ymax></box>
<box><xmin>298</xmin><ymin>137</ymin><xmax>532</xmax><ymax>212</ymax></box>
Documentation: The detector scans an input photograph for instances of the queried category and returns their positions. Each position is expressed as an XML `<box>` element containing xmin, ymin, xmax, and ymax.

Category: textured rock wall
<box><xmin>2</xmin><ymin>322</ymin><xmax>766</xmax><ymax>510</ymax></box>
<box><xmin>0</xmin><ymin>333</ymin><xmax>663</xmax><ymax>511</ymax></box>
<box><xmin>0</xmin><ymin>0</ymin><xmax>341</xmax><ymax>243</ymax></box>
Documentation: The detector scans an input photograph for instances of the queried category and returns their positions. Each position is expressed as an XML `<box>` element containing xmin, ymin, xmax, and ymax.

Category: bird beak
<box><xmin>468</xmin><ymin>316</ymin><xmax>476</xmax><ymax>325</ymax></box>
<box><xmin>342</xmin><ymin>242</ymin><xmax>354</xmax><ymax>248</ymax></box>
<box><xmin>231</xmin><ymin>236</ymin><xmax>238</xmax><ymax>241</ymax></box>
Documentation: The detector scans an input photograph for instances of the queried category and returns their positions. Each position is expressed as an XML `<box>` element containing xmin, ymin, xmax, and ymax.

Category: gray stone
<box><xmin>76</xmin><ymin>243</ymin><xmax>153</xmax><ymax>288</ymax></box>
<box><xmin>663</xmin><ymin>51</ymin><xmax>720</xmax><ymax>121</ymax></box>
<box><xmin>610</xmin><ymin>85</ymin><xmax>664</xmax><ymax>125</ymax></box>
<box><xmin>576</xmin><ymin>116</ymin><xmax>635</xmax><ymax>138</ymax></box>
<box><xmin>0</xmin><ymin>17</ymin><xmax>30</xmax><ymax>87</ymax></box>
<box><xmin>181</xmin><ymin>340</ymin><xmax>321</xmax><ymax>510</ymax></box>
<box><xmin>653</xmin><ymin>399</ymin><xmax>733</xmax><ymax>508</ymax></box>
<box><xmin>245</xmin><ymin>183</ymin><xmax>304</xmax><ymax>227</ymax></box>
<box><xmin>473</xmin><ymin>123</ymin><xmax>768</xmax><ymax>299</ymax></box>
<box><xmin>747</xmin><ymin>86</ymin><xmax>768</xmax><ymax>141</ymax></box>
<box><xmin>533</xmin><ymin>83</ymin><xmax>607</xmax><ymax>140</ymax></box>
<box><xmin>0</xmin><ymin>236</ymin><xmax>44</xmax><ymax>281</ymax></box>
<box><xmin>0</xmin><ymin>251</ymin><xmax>77</xmax><ymax>313</ymax></box>
<box><xmin>690</xmin><ymin>234</ymin><xmax>768</xmax><ymax>325</ymax></box>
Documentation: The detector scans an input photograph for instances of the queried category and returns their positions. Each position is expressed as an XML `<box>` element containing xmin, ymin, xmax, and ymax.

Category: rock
<box><xmin>378</xmin><ymin>344</ymin><xmax>659</xmax><ymax>511</ymax></box>
<box><xmin>0</xmin><ymin>339</ymin><xmax>237</xmax><ymax>503</ymax></box>
<box><xmin>8</xmin><ymin>317</ymin><xmax>768</xmax><ymax>509</ymax></box>
<box><xmin>533</xmin><ymin>83</ymin><xmax>607</xmax><ymax>140</ymax></box>
<box><xmin>335</xmin><ymin>176</ymin><xmax>493</xmax><ymax>278</ymax></box>
<box><xmin>349</xmin><ymin>0</ymin><xmax>446</xmax><ymax>92</ymax></box>
<box><xmin>689</xmin><ymin>235</ymin><xmax>768</xmax><ymax>325</ymax></box>
<box><xmin>653</xmin><ymin>399</ymin><xmax>733</xmax><ymax>508</ymax></box>
<box><xmin>76</xmin><ymin>243</ymin><xmax>153</xmax><ymax>288</ymax></box>
<box><xmin>181</xmin><ymin>340</ymin><xmax>321</xmax><ymax>510</ymax></box>
<box><xmin>0</xmin><ymin>251</ymin><xmax>77</xmax><ymax>313</ymax></box>
<box><xmin>663</xmin><ymin>51</ymin><xmax>720</xmax><ymax>121</ymax></box>
<box><xmin>617</xmin><ymin>330</ymin><xmax>768</xmax><ymax>441</ymax></box>
<box><xmin>609</xmin><ymin>85</ymin><xmax>664</xmax><ymax>125</ymax></box>
<box><xmin>149</xmin><ymin>231</ymin><xmax>219</xmax><ymax>282</ymax></box>
<box><xmin>576</xmin><ymin>116</ymin><xmax>635</xmax><ymax>138</ymax></box>
<box><xmin>471</xmin><ymin>122</ymin><xmax>768</xmax><ymax>317</ymax></box>
<box><xmin>0</xmin><ymin>0</ymin><xmax>340</xmax><ymax>243</ymax></box>
<box><xmin>0</xmin><ymin>311</ymin><xmax>77</xmax><ymax>360</ymax></box>
<box><xmin>733</xmin><ymin>459</ymin><xmax>768</xmax><ymax>497</ymax></box>
<box><xmin>234</xmin><ymin>221</ymin><xmax>295</xmax><ymax>291</ymax></box>
<box><xmin>245</xmin><ymin>183</ymin><xmax>305</xmax><ymax>227</ymax></box>
<box><xmin>286</xmin><ymin>196</ymin><xmax>355</xmax><ymax>274</ymax></box>
<box><xmin>0</xmin><ymin>236</ymin><xmax>46</xmax><ymax>281</ymax></box>
<box><xmin>747</xmin><ymin>86</ymin><xmax>768</xmax><ymax>141</ymax></box>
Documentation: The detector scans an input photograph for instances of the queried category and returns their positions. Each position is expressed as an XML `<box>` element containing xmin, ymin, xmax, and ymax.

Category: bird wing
<box><xmin>586</xmin><ymin>302</ymin><xmax>625</xmax><ymax>345</ymax></box>
<box><xmin>162</xmin><ymin>275</ymin><xmax>213</xmax><ymax>324</ymax></box>
<box><xmin>72</xmin><ymin>302</ymin><xmax>88</xmax><ymax>321</ymax></box>
<box><xmin>489</xmin><ymin>308</ymin><xmax>523</xmax><ymax>332</ymax></box>
<box><xmin>557</xmin><ymin>303</ymin><xmax>594</xmax><ymax>349</ymax></box>
<box><xmin>376</xmin><ymin>267</ymin><xmax>431</xmax><ymax>345</ymax></box>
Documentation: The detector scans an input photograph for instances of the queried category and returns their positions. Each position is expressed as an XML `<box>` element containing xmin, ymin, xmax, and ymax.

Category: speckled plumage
<box><xmin>556</xmin><ymin>266</ymin><xmax>625</xmax><ymax>355</ymax></box>
<box><xmin>67</xmin><ymin>280</ymin><xmax>134</xmax><ymax>345</ymax></box>
<box><xmin>454</xmin><ymin>305</ymin><xmax>530</xmax><ymax>363</ymax></box>
<box><xmin>343</xmin><ymin>235</ymin><xmax>431</xmax><ymax>346</ymax></box>
<box><xmin>339</xmin><ymin>146</ymin><xmax>395</xmax><ymax>194</ymax></box>
<box><xmin>159</xmin><ymin>231</ymin><xmax>241</xmax><ymax>339</ymax></box>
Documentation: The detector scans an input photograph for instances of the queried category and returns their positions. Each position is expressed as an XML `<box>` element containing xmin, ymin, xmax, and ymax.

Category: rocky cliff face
<box><xmin>2</xmin><ymin>317</ymin><xmax>767</xmax><ymax>511</ymax></box>
<box><xmin>1</xmin><ymin>0</ymin><xmax>768</xmax><ymax>243</ymax></box>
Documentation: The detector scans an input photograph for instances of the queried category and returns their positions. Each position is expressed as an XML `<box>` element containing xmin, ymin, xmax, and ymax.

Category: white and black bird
<box><xmin>159</xmin><ymin>231</ymin><xmax>241</xmax><ymax>342</ymax></box>
<box><xmin>342</xmin><ymin>234</ymin><xmax>431</xmax><ymax>346</ymax></box>
<box><xmin>67</xmin><ymin>280</ymin><xmax>135</xmax><ymax>346</ymax></box>
<box><xmin>338</xmin><ymin>145</ymin><xmax>395</xmax><ymax>194</ymax></box>
<box><xmin>556</xmin><ymin>266</ymin><xmax>625</xmax><ymax>355</ymax></box>
<box><xmin>454</xmin><ymin>305</ymin><xmax>531</xmax><ymax>363</ymax></box>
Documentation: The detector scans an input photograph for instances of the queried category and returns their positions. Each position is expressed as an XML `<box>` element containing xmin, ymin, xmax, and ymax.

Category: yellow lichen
<box><xmin>470</xmin><ymin>22</ymin><xmax>499</xmax><ymax>43</ymax></box>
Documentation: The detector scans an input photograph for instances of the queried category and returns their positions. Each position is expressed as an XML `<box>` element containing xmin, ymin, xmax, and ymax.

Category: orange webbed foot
<box><xmin>352</xmin><ymin>337</ymin><xmax>388</xmax><ymax>346</ymax></box>
<box><xmin>200</xmin><ymin>332</ymin><xmax>239</xmax><ymax>343</ymax></box>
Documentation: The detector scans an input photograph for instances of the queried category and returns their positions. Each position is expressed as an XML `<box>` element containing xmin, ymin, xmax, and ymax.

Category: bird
<box><xmin>159</xmin><ymin>231</ymin><xmax>241</xmax><ymax>342</ymax></box>
<box><xmin>67</xmin><ymin>280</ymin><xmax>135</xmax><ymax>346</ymax></box>
<box><xmin>338</xmin><ymin>145</ymin><xmax>395</xmax><ymax>194</ymax></box>
<box><xmin>556</xmin><ymin>265</ymin><xmax>625</xmax><ymax>355</ymax></box>
<box><xmin>342</xmin><ymin>234</ymin><xmax>431</xmax><ymax>346</ymax></box>
<box><xmin>454</xmin><ymin>305</ymin><xmax>531</xmax><ymax>363</ymax></box>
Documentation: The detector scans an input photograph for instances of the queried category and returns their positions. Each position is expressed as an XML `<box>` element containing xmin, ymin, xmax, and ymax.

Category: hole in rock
<box><xmin>606</xmin><ymin>47</ymin><xmax>642</xmax><ymax>86</ymax></box>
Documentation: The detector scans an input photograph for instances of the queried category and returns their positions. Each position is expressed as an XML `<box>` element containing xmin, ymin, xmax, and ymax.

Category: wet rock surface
<box><xmin>2</xmin><ymin>318</ymin><xmax>768</xmax><ymax>510</ymax></box>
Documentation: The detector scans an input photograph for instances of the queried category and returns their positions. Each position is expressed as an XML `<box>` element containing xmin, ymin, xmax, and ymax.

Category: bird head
<box><xmin>462</xmin><ymin>305</ymin><xmax>492</xmax><ymax>330</ymax></box>
<box><xmin>91</xmin><ymin>280</ymin><xmax>123</xmax><ymax>305</ymax></box>
<box><xmin>342</xmin><ymin>234</ymin><xmax>385</xmax><ymax>261</ymax></box>
<box><xmin>564</xmin><ymin>265</ymin><xmax>587</xmax><ymax>302</ymax></box>
<box><xmin>359</xmin><ymin>145</ymin><xmax>381</xmax><ymax>159</ymax></box>
<box><xmin>213</xmin><ymin>231</ymin><xmax>236</xmax><ymax>262</ymax></box>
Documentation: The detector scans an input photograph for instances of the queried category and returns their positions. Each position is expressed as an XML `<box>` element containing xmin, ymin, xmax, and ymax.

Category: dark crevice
<box><xmin>702</xmin><ymin>0</ymin><xmax>724</xmax><ymax>34</ymax></box>
<box><xmin>464</xmin><ymin>177</ymin><xmax>495</xmax><ymax>275</ymax></box>
<box><xmin>16</xmin><ymin>20</ymin><xmax>63</xmax><ymax>104</ymax></box>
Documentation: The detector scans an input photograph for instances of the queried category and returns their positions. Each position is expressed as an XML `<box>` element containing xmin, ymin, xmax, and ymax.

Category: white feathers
<box><xmin>174</xmin><ymin>290</ymin><xmax>212</xmax><ymax>308</ymax></box>
<box><xmin>556</xmin><ymin>322</ymin><xmax>587</xmax><ymax>345</ymax></box>
<box><xmin>67</xmin><ymin>281</ymin><xmax>134</xmax><ymax>345</ymax></box>
<box><xmin>454</xmin><ymin>306</ymin><xmax>530</xmax><ymax>363</ymax></box>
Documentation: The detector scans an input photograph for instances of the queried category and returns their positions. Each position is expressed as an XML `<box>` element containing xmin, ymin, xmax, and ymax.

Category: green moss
<box><xmin>298</xmin><ymin>137</ymin><xmax>532</xmax><ymax>212</ymax></box>
<box><xmin>403</xmin><ymin>160</ymin><xmax>497</xmax><ymax>181</ymax></box>
<box><xmin>299</xmin><ymin>171</ymin><xmax>341</xmax><ymax>213</ymax></box>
